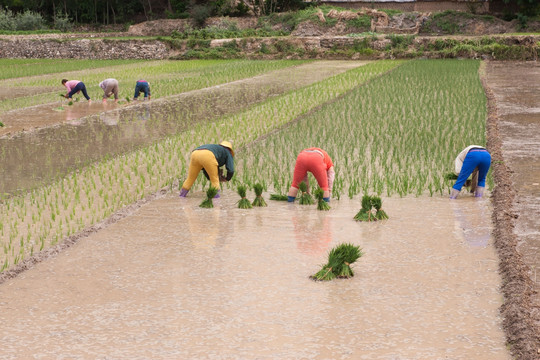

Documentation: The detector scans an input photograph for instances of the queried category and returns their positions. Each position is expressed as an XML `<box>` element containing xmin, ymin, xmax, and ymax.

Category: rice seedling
<box><xmin>269</xmin><ymin>194</ymin><xmax>288</xmax><ymax>201</ymax></box>
<box><xmin>251</xmin><ymin>183</ymin><xmax>267</xmax><ymax>207</ymax></box>
<box><xmin>371</xmin><ymin>196</ymin><xmax>389</xmax><ymax>221</ymax></box>
<box><xmin>311</xmin><ymin>243</ymin><xmax>363</xmax><ymax>281</ymax></box>
<box><xmin>237</xmin><ymin>185</ymin><xmax>252</xmax><ymax>209</ymax></box>
<box><xmin>298</xmin><ymin>181</ymin><xmax>314</xmax><ymax>205</ymax></box>
<box><xmin>353</xmin><ymin>195</ymin><xmax>374</xmax><ymax>222</ymax></box>
<box><xmin>315</xmin><ymin>188</ymin><xmax>330</xmax><ymax>211</ymax></box>
<box><xmin>200</xmin><ymin>186</ymin><xmax>219</xmax><ymax>208</ymax></box>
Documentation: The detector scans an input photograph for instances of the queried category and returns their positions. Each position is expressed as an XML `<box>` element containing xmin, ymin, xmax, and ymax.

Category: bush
<box><xmin>15</xmin><ymin>10</ymin><xmax>45</xmax><ymax>31</ymax></box>
<box><xmin>0</xmin><ymin>7</ymin><xmax>16</xmax><ymax>31</ymax></box>
<box><xmin>190</xmin><ymin>4</ymin><xmax>211</xmax><ymax>28</ymax></box>
<box><xmin>53</xmin><ymin>11</ymin><xmax>73</xmax><ymax>32</ymax></box>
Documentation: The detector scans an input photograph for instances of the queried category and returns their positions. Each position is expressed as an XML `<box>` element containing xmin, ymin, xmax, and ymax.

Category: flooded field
<box><xmin>485</xmin><ymin>61</ymin><xmax>540</xmax><ymax>287</ymax></box>
<box><xmin>0</xmin><ymin>61</ymin><xmax>364</xmax><ymax>195</ymax></box>
<box><xmin>1</xmin><ymin>59</ymin><xmax>533</xmax><ymax>358</ymax></box>
<box><xmin>0</xmin><ymin>196</ymin><xmax>509</xmax><ymax>359</ymax></box>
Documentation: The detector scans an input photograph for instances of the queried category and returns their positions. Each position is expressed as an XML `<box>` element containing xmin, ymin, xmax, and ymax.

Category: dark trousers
<box><xmin>134</xmin><ymin>82</ymin><xmax>150</xmax><ymax>98</ymax></box>
<box><xmin>68</xmin><ymin>82</ymin><xmax>90</xmax><ymax>100</ymax></box>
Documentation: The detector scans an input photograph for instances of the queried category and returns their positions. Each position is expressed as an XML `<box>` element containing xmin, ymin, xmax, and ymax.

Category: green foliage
<box><xmin>269</xmin><ymin>194</ymin><xmax>288</xmax><ymax>201</ymax></box>
<box><xmin>386</xmin><ymin>34</ymin><xmax>415</xmax><ymax>49</ymax></box>
<box><xmin>53</xmin><ymin>11</ymin><xmax>73</xmax><ymax>32</ymax></box>
<box><xmin>354</xmin><ymin>195</ymin><xmax>388</xmax><ymax>221</ymax></box>
<box><xmin>315</xmin><ymin>188</ymin><xmax>330</xmax><ymax>211</ymax></box>
<box><xmin>346</xmin><ymin>16</ymin><xmax>371</xmax><ymax>30</ymax></box>
<box><xmin>171</xmin><ymin>26</ymin><xmax>288</xmax><ymax>40</ymax></box>
<box><xmin>298</xmin><ymin>181</ymin><xmax>314</xmax><ymax>205</ymax></box>
<box><xmin>190</xmin><ymin>4</ymin><xmax>211</xmax><ymax>28</ymax></box>
<box><xmin>0</xmin><ymin>120</ymin><xmax>3</xmax><ymax>127</ymax></box>
<box><xmin>200</xmin><ymin>186</ymin><xmax>219</xmax><ymax>208</ymax></box>
<box><xmin>0</xmin><ymin>7</ymin><xmax>45</xmax><ymax>31</ymax></box>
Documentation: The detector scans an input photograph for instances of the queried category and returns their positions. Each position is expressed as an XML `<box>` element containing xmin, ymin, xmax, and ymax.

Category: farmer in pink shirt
<box><xmin>61</xmin><ymin>79</ymin><xmax>91</xmax><ymax>102</ymax></box>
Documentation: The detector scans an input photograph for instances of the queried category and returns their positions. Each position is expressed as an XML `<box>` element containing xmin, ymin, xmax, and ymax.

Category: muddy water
<box><xmin>0</xmin><ymin>86</ymin><xmax>56</xmax><ymax>101</ymax></box>
<box><xmin>485</xmin><ymin>61</ymin><xmax>540</xmax><ymax>286</ymax></box>
<box><xmin>0</xmin><ymin>61</ymin><xmax>365</xmax><ymax>195</ymax></box>
<box><xmin>0</xmin><ymin>196</ymin><xmax>508</xmax><ymax>359</ymax></box>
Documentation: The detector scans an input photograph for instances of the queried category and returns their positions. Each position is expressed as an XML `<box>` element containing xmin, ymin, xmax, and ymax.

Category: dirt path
<box><xmin>0</xmin><ymin>195</ymin><xmax>509</xmax><ymax>359</ymax></box>
<box><xmin>483</xmin><ymin>61</ymin><xmax>540</xmax><ymax>359</ymax></box>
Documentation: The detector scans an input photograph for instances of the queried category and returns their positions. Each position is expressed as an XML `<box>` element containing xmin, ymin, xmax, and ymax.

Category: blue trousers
<box><xmin>453</xmin><ymin>150</ymin><xmax>491</xmax><ymax>191</ymax></box>
<box><xmin>134</xmin><ymin>82</ymin><xmax>150</xmax><ymax>99</ymax></box>
<box><xmin>68</xmin><ymin>82</ymin><xmax>90</xmax><ymax>100</ymax></box>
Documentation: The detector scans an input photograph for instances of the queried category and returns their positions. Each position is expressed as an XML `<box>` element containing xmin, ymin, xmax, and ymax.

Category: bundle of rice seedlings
<box><xmin>237</xmin><ymin>185</ymin><xmax>252</xmax><ymax>209</ymax></box>
<box><xmin>444</xmin><ymin>172</ymin><xmax>458</xmax><ymax>181</ymax></box>
<box><xmin>252</xmin><ymin>183</ymin><xmax>267</xmax><ymax>207</ymax></box>
<box><xmin>125</xmin><ymin>96</ymin><xmax>131</xmax><ymax>102</ymax></box>
<box><xmin>59</xmin><ymin>93</ymin><xmax>66</xmax><ymax>98</ymax></box>
<box><xmin>270</xmin><ymin>194</ymin><xmax>289</xmax><ymax>201</ymax></box>
<box><xmin>68</xmin><ymin>101</ymin><xmax>74</xmax><ymax>106</ymax></box>
<box><xmin>298</xmin><ymin>181</ymin><xmax>314</xmax><ymax>205</ymax></box>
<box><xmin>311</xmin><ymin>243</ymin><xmax>363</xmax><ymax>281</ymax></box>
<box><xmin>335</xmin><ymin>243</ymin><xmax>363</xmax><ymax>278</ymax></box>
<box><xmin>315</xmin><ymin>188</ymin><xmax>330</xmax><ymax>211</ymax></box>
<box><xmin>199</xmin><ymin>186</ymin><xmax>219</xmax><ymax>208</ymax></box>
<box><xmin>353</xmin><ymin>195</ymin><xmax>374</xmax><ymax>222</ymax></box>
<box><xmin>371</xmin><ymin>196</ymin><xmax>389</xmax><ymax>220</ymax></box>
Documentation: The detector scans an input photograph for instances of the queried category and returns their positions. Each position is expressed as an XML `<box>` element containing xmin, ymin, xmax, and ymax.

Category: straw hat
<box><xmin>219</xmin><ymin>141</ymin><xmax>234</xmax><ymax>156</ymax></box>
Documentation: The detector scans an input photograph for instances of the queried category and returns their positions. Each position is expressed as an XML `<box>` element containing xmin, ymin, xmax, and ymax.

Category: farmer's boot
<box><xmin>214</xmin><ymin>190</ymin><xmax>220</xmax><ymax>199</ymax></box>
<box><xmin>450</xmin><ymin>188</ymin><xmax>460</xmax><ymax>199</ymax></box>
<box><xmin>474</xmin><ymin>186</ymin><xmax>485</xmax><ymax>198</ymax></box>
<box><xmin>179</xmin><ymin>188</ymin><xmax>189</xmax><ymax>197</ymax></box>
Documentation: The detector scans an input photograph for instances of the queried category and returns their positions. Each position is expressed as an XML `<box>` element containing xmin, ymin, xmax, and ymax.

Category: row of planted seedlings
<box><xmin>0</xmin><ymin>59</ymin><xmax>308</xmax><ymax>114</ymax></box>
<box><xmin>0</xmin><ymin>60</ymin><xmax>400</xmax><ymax>272</ymax></box>
<box><xmin>233</xmin><ymin>59</ymin><xmax>489</xmax><ymax>199</ymax></box>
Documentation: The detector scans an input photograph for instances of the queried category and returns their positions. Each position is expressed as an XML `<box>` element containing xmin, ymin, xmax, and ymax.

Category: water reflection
<box><xmin>451</xmin><ymin>199</ymin><xmax>491</xmax><ymax>247</ymax></box>
<box><xmin>293</xmin><ymin>212</ymin><xmax>332</xmax><ymax>256</ymax></box>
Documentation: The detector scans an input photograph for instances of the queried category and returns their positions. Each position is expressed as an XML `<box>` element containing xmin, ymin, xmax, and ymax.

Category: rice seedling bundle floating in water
<box><xmin>251</xmin><ymin>183</ymin><xmax>267</xmax><ymax>207</ymax></box>
<box><xmin>237</xmin><ymin>184</ymin><xmax>252</xmax><ymax>209</ymax></box>
<box><xmin>315</xmin><ymin>188</ymin><xmax>330</xmax><ymax>211</ymax></box>
<box><xmin>311</xmin><ymin>243</ymin><xmax>363</xmax><ymax>281</ymax></box>
<box><xmin>298</xmin><ymin>181</ymin><xmax>314</xmax><ymax>205</ymax></box>
<box><xmin>200</xmin><ymin>186</ymin><xmax>219</xmax><ymax>208</ymax></box>
<box><xmin>269</xmin><ymin>194</ymin><xmax>288</xmax><ymax>201</ymax></box>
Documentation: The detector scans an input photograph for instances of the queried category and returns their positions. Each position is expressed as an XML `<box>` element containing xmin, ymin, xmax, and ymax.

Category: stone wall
<box><xmin>0</xmin><ymin>35</ymin><xmax>537</xmax><ymax>61</ymax></box>
<box><xmin>0</xmin><ymin>39</ymin><xmax>169</xmax><ymax>59</ymax></box>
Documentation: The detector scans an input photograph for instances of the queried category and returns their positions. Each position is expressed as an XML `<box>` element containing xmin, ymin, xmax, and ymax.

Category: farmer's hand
<box><xmin>218</xmin><ymin>169</ymin><xmax>227</xmax><ymax>182</ymax></box>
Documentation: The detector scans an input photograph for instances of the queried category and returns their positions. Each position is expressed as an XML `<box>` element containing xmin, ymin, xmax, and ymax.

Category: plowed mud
<box><xmin>483</xmin><ymin>61</ymin><xmax>540</xmax><ymax>359</ymax></box>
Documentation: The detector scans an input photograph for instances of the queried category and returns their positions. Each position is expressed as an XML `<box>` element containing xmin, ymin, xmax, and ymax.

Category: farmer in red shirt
<box><xmin>287</xmin><ymin>147</ymin><xmax>335</xmax><ymax>203</ymax></box>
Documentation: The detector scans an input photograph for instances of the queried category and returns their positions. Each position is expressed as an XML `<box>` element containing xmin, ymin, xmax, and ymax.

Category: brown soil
<box><xmin>482</xmin><ymin>63</ymin><xmax>540</xmax><ymax>359</ymax></box>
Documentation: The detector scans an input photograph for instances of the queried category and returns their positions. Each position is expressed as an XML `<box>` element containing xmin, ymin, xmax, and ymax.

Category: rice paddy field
<box><xmin>1</xmin><ymin>58</ymin><xmax>529</xmax><ymax>358</ymax></box>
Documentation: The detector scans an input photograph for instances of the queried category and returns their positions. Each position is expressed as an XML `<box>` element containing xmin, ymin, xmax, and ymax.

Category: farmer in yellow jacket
<box><xmin>179</xmin><ymin>141</ymin><xmax>235</xmax><ymax>199</ymax></box>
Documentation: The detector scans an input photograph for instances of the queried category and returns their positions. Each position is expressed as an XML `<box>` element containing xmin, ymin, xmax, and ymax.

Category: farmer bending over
<box><xmin>62</xmin><ymin>79</ymin><xmax>91</xmax><ymax>102</ymax></box>
<box><xmin>180</xmin><ymin>141</ymin><xmax>235</xmax><ymax>199</ymax></box>
<box><xmin>450</xmin><ymin>145</ymin><xmax>491</xmax><ymax>199</ymax></box>
<box><xmin>287</xmin><ymin>147</ymin><xmax>335</xmax><ymax>203</ymax></box>
<box><xmin>99</xmin><ymin>78</ymin><xmax>119</xmax><ymax>104</ymax></box>
<box><xmin>133</xmin><ymin>80</ymin><xmax>151</xmax><ymax>101</ymax></box>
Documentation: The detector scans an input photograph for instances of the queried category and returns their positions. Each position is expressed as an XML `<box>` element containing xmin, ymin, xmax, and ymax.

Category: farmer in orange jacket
<box><xmin>287</xmin><ymin>147</ymin><xmax>335</xmax><ymax>203</ymax></box>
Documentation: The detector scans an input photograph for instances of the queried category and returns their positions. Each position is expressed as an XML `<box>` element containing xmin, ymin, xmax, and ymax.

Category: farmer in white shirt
<box><xmin>450</xmin><ymin>145</ymin><xmax>491</xmax><ymax>199</ymax></box>
<box><xmin>99</xmin><ymin>78</ymin><xmax>119</xmax><ymax>103</ymax></box>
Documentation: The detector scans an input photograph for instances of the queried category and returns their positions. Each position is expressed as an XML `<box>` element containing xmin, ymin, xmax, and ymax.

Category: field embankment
<box><xmin>0</xmin><ymin>34</ymin><xmax>538</xmax><ymax>60</ymax></box>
